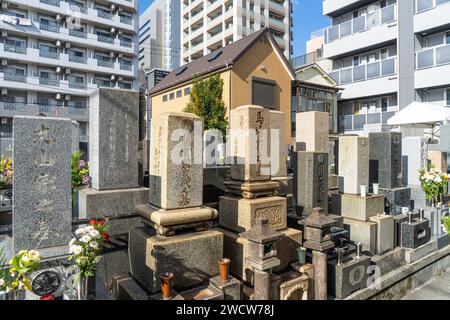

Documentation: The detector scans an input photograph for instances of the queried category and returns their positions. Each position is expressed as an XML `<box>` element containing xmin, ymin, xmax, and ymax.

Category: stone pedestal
<box><xmin>380</xmin><ymin>187</ymin><xmax>411</xmax><ymax>215</ymax></box>
<box><xmin>401</xmin><ymin>219</ymin><xmax>431</xmax><ymax>249</ymax></box>
<box><xmin>279</xmin><ymin>271</ymin><xmax>310</xmax><ymax>300</ymax></box>
<box><xmin>369</xmin><ymin>132</ymin><xmax>402</xmax><ymax>189</ymax></box>
<box><xmin>179</xmin><ymin>285</ymin><xmax>224</xmax><ymax>300</ymax></box>
<box><xmin>410</xmin><ymin>185</ymin><xmax>427</xmax><ymax>210</ymax></box>
<box><xmin>369</xmin><ymin>214</ymin><xmax>395</xmax><ymax>255</ymax></box>
<box><xmin>219</xmin><ymin>195</ymin><xmax>287</xmax><ymax>232</ymax></box>
<box><xmin>271</xmin><ymin>176</ymin><xmax>292</xmax><ymax>197</ymax></box>
<box><xmin>328</xmin><ymin>175</ymin><xmax>339</xmax><ymax>190</ymax></box>
<box><xmin>428</xmin><ymin>150</ymin><xmax>448</xmax><ymax>172</ymax></box>
<box><xmin>340</xmin><ymin>194</ymin><xmax>384</xmax><ymax>221</ymax></box>
<box><xmin>270</xmin><ymin>110</ymin><xmax>287</xmax><ymax>177</ymax></box>
<box><xmin>209</xmin><ymin>276</ymin><xmax>242</xmax><ymax>300</ymax></box>
<box><xmin>129</xmin><ymin>227</ymin><xmax>223</xmax><ymax>294</ymax></box>
<box><xmin>219</xmin><ymin>227</ymin><xmax>301</xmax><ymax>283</ymax></box>
<box><xmin>402</xmin><ymin>137</ymin><xmax>428</xmax><ymax>186</ymax></box>
<box><xmin>295</xmin><ymin>111</ymin><xmax>329</xmax><ymax>153</ymax></box>
<box><xmin>343</xmin><ymin>218</ymin><xmax>377</xmax><ymax>255</ymax></box>
<box><xmin>404</xmin><ymin>240</ymin><xmax>437</xmax><ymax>264</ymax></box>
<box><xmin>338</xmin><ymin>136</ymin><xmax>369</xmax><ymax>195</ymax></box>
<box><xmin>371</xmin><ymin>247</ymin><xmax>405</xmax><ymax>276</ymax></box>
<box><xmin>394</xmin><ymin>214</ymin><xmax>409</xmax><ymax>247</ymax></box>
<box><xmin>79</xmin><ymin>187</ymin><xmax>148</xmax><ymax>219</ymax></box>
<box><xmin>312</xmin><ymin>251</ymin><xmax>327</xmax><ymax>300</ymax></box>
<box><xmin>292</xmin><ymin>151</ymin><xmax>328</xmax><ymax>216</ymax></box>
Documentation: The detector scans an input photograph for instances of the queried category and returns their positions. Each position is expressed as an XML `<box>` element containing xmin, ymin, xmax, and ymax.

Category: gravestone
<box><xmin>292</xmin><ymin>152</ymin><xmax>328</xmax><ymax>216</ymax></box>
<box><xmin>369</xmin><ymin>132</ymin><xmax>402</xmax><ymax>189</ymax></box>
<box><xmin>13</xmin><ymin>116</ymin><xmax>72</xmax><ymax>252</ymax></box>
<box><xmin>402</xmin><ymin>137</ymin><xmax>428</xmax><ymax>186</ymax></box>
<box><xmin>428</xmin><ymin>150</ymin><xmax>448</xmax><ymax>172</ymax></box>
<box><xmin>295</xmin><ymin>111</ymin><xmax>329</xmax><ymax>153</ymax></box>
<box><xmin>438</xmin><ymin>124</ymin><xmax>450</xmax><ymax>172</ymax></box>
<box><xmin>269</xmin><ymin>110</ymin><xmax>286</xmax><ymax>177</ymax></box>
<box><xmin>338</xmin><ymin>136</ymin><xmax>369</xmax><ymax>195</ymax></box>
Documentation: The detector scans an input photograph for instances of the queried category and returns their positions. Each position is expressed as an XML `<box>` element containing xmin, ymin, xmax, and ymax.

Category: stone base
<box><xmin>79</xmin><ymin>187</ymin><xmax>148</xmax><ymax>219</ymax></box>
<box><xmin>369</xmin><ymin>214</ymin><xmax>394</xmax><ymax>255</ymax></box>
<box><xmin>327</xmin><ymin>254</ymin><xmax>371</xmax><ymax>299</ymax></box>
<box><xmin>371</xmin><ymin>247</ymin><xmax>405</xmax><ymax>276</ymax></box>
<box><xmin>129</xmin><ymin>227</ymin><xmax>223</xmax><ymax>294</ymax></box>
<box><xmin>279</xmin><ymin>271</ymin><xmax>311</xmax><ymax>300</ymax></box>
<box><xmin>404</xmin><ymin>240</ymin><xmax>437</xmax><ymax>264</ymax></box>
<box><xmin>435</xmin><ymin>234</ymin><xmax>450</xmax><ymax>250</ymax></box>
<box><xmin>343</xmin><ymin>218</ymin><xmax>377</xmax><ymax>255</ymax></box>
<box><xmin>401</xmin><ymin>219</ymin><xmax>431</xmax><ymax>249</ymax></box>
<box><xmin>219</xmin><ymin>227</ymin><xmax>302</xmax><ymax>284</ymax></box>
<box><xmin>424</xmin><ymin>207</ymin><xmax>449</xmax><ymax>237</ymax></box>
<box><xmin>339</xmin><ymin>194</ymin><xmax>385</xmax><ymax>221</ymax></box>
<box><xmin>114</xmin><ymin>277</ymin><xmax>151</xmax><ymax>300</ymax></box>
<box><xmin>271</xmin><ymin>176</ymin><xmax>292</xmax><ymax>197</ymax></box>
<box><xmin>219</xmin><ymin>195</ymin><xmax>287</xmax><ymax>232</ymax></box>
<box><xmin>135</xmin><ymin>204</ymin><xmax>218</xmax><ymax>236</ymax></box>
<box><xmin>223</xmin><ymin>180</ymin><xmax>279</xmax><ymax>198</ymax></box>
<box><xmin>178</xmin><ymin>285</ymin><xmax>224</xmax><ymax>300</ymax></box>
<box><xmin>379</xmin><ymin>187</ymin><xmax>411</xmax><ymax>215</ymax></box>
<box><xmin>209</xmin><ymin>276</ymin><xmax>242</xmax><ymax>300</ymax></box>
<box><xmin>409</xmin><ymin>185</ymin><xmax>427</xmax><ymax>210</ymax></box>
<box><xmin>394</xmin><ymin>214</ymin><xmax>408</xmax><ymax>247</ymax></box>
<box><xmin>328</xmin><ymin>175</ymin><xmax>339</xmax><ymax>190</ymax></box>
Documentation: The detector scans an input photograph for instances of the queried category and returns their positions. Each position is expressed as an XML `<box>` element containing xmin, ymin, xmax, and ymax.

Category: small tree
<box><xmin>184</xmin><ymin>74</ymin><xmax>228</xmax><ymax>136</ymax></box>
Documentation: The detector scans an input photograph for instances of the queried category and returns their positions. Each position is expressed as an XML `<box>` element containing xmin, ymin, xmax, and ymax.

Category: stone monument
<box><xmin>338</xmin><ymin>135</ymin><xmax>369</xmax><ymax>195</ymax></box>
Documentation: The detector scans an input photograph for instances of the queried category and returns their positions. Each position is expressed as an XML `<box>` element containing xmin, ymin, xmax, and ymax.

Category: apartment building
<box><xmin>139</xmin><ymin>0</ymin><xmax>180</xmax><ymax>72</ymax></box>
<box><xmin>0</xmin><ymin>0</ymin><xmax>139</xmax><ymax>149</ymax></box>
<box><xmin>322</xmin><ymin>0</ymin><xmax>450</xmax><ymax>135</ymax></box>
<box><xmin>291</xmin><ymin>28</ymin><xmax>332</xmax><ymax>73</ymax></box>
<box><xmin>181</xmin><ymin>0</ymin><xmax>292</xmax><ymax>64</ymax></box>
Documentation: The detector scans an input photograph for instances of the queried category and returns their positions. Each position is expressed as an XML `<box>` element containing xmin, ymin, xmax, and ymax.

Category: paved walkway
<box><xmin>402</xmin><ymin>269</ymin><xmax>450</xmax><ymax>300</ymax></box>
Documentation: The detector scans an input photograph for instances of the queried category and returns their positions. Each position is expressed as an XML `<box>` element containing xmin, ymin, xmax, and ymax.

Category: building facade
<box><xmin>181</xmin><ymin>0</ymin><xmax>292</xmax><ymax>64</ymax></box>
<box><xmin>139</xmin><ymin>0</ymin><xmax>181</xmax><ymax>72</ymax></box>
<box><xmin>322</xmin><ymin>0</ymin><xmax>450</xmax><ymax>135</ymax></box>
<box><xmin>0</xmin><ymin>0</ymin><xmax>139</xmax><ymax>148</ymax></box>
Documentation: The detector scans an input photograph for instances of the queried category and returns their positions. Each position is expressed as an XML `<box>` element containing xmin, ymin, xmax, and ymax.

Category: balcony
<box><xmin>3</xmin><ymin>102</ymin><xmax>26</xmax><ymax>111</ymax></box>
<box><xmin>97</xmin><ymin>59</ymin><xmax>114</xmax><ymax>68</ymax></box>
<box><xmin>416</xmin><ymin>44</ymin><xmax>450</xmax><ymax>88</ymax></box>
<box><xmin>323</xmin><ymin>0</ymin><xmax>360</xmax><ymax>16</ymax></box>
<box><xmin>68</xmin><ymin>81</ymin><xmax>87</xmax><ymax>89</ymax></box>
<box><xmin>291</xmin><ymin>51</ymin><xmax>324</xmax><ymax>69</ymax></box>
<box><xmin>120</xmin><ymin>63</ymin><xmax>132</xmax><ymax>71</ymax></box>
<box><xmin>324</xmin><ymin>4</ymin><xmax>397</xmax><ymax>58</ymax></box>
<box><xmin>4</xmin><ymin>73</ymin><xmax>26</xmax><ymax>83</ymax></box>
<box><xmin>269</xmin><ymin>0</ymin><xmax>286</xmax><ymax>15</ymax></box>
<box><xmin>97</xmin><ymin>9</ymin><xmax>113</xmax><ymax>20</ymax></box>
<box><xmin>414</xmin><ymin>0</ymin><xmax>450</xmax><ymax>33</ymax></box>
<box><xmin>68</xmin><ymin>4</ymin><xmax>87</xmax><ymax>14</ymax></box>
<box><xmin>40</xmin><ymin>23</ymin><xmax>60</xmax><ymax>33</ymax></box>
<box><xmin>120</xmin><ymin>39</ymin><xmax>132</xmax><ymax>48</ymax></box>
<box><xmin>338</xmin><ymin>111</ymin><xmax>396</xmax><ymax>132</ymax></box>
<box><xmin>40</xmin><ymin>0</ymin><xmax>60</xmax><ymax>7</ymax></box>
<box><xmin>120</xmin><ymin>15</ymin><xmax>132</xmax><ymax>25</ymax></box>
<box><xmin>98</xmin><ymin>35</ymin><xmax>114</xmax><ymax>44</ymax></box>
<box><xmin>39</xmin><ymin>77</ymin><xmax>60</xmax><ymax>87</ymax></box>
<box><xmin>0</xmin><ymin>101</ymin><xmax>88</xmax><ymax>120</ymax></box>
<box><xmin>69</xmin><ymin>29</ymin><xmax>88</xmax><ymax>39</ymax></box>
<box><xmin>39</xmin><ymin>49</ymin><xmax>59</xmax><ymax>59</ymax></box>
<box><xmin>69</xmin><ymin>55</ymin><xmax>87</xmax><ymax>64</ymax></box>
<box><xmin>4</xmin><ymin>44</ymin><xmax>26</xmax><ymax>54</ymax></box>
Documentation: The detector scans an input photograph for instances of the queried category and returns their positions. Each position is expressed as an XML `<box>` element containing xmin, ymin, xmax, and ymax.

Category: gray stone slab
<box><xmin>12</xmin><ymin>116</ymin><xmax>73</xmax><ymax>252</ymax></box>
<box><xmin>404</xmin><ymin>240</ymin><xmax>437</xmax><ymax>264</ymax></box>
<box><xmin>338</xmin><ymin>136</ymin><xmax>369</xmax><ymax>195</ymax></box>
<box><xmin>380</xmin><ymin>187</ymin><xmax>411</xmax><ymax>215</ymax></box>
<box><xmin>402</xmin><ymin>137</ymin><xmax>428</xmax><ymax>186</ymax></box>
<box><xmin>89</xmin><ymin>88</ymin><xmax>139</xmax><ymax>190</ymax></box>
<box><xmin>401</xmin><ymin>219</ymin><xmax>431</xmax><ymax>249</ymax></box>
<box><xmin>78</xmin><ymin>187</ymin><xmax>148</xmax><ymax>219</ymax></box>
<box><xmin>210</xmin><ymin>276</ymin><xmax>242</xmax><ymax>300</ymax></box>
<box><xmin>371</xmin><ymin>247</ymin><xmax>406</xmax><ymax>276</ymax></box>
<box><xmin>292</xmin><ymin>151</ymin><xmax>328</xmax><ymax>216</ymax></box>
<box><xmin>369</xmin><ymin>132</ymin><xmax>402</xmax><ymax>189</ymax></box>
<box><xmin>343</xmin><ymin>218</ymin><xmax>377</xmax><ymax>254</ymax></box>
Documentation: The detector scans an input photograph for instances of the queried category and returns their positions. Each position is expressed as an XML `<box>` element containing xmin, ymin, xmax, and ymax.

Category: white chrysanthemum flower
<box><xmin>69</xmin><ymin>245</ymin><xmax>82</xmax><ymax>255</ymax></box>
<box><xmin>95</xmin><ymin>256</ymin><xmax>101</xmax><ymax>263</ymax></box>
<box><xmin>89</xmin><ymin>241</ymin><xmax>99</xmax><ymax>250</ymax></box>
<box><xmin>28</xmin><ymin>250</ymin><xmax>40</xmax><ymax>262</ymax></box>
<box><xmin>0</xmin><ymin>279</ymin><xmax>5</xmax><ymax>287</ymax></box>
<box><xmin>88</xmin><ymin>229</ymin><xmax>100</xmax><ymax>239</ymax></box>
<box><xmin>21</xmin><ymin>254</ymin><xmax>30</xmax><ymax>263</ymax></box>
<box><xmin>79</xmin><ymin>235</ymin><xmax>92</xmax><ymax>243</ymax></box>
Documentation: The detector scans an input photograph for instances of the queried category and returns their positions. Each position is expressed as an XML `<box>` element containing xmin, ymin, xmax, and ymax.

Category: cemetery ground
<box><xmin>0</xmin><ymin>89</ymin><xmax>450</xmax><ymax>303</ymax></box>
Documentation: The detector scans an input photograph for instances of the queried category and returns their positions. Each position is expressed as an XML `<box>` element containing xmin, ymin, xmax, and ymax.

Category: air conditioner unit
<box><xmin>65</xmin><ymin>95</ymin><xmax>71</xmax><ymax>101</ymax></box>
<box><xmin>56</xmin><ymin>40</ymin><xmax>62</xmax><ymax>47</ymax></box>
<box><xmin>1</xmin><ymin>2</ymin><xmax>8</xmax><ymax>10</ymax></box>
<box><xmin>56</xmin><ymin>66</ymin><xmax>62</xmax><ymax>73</ymax></box>
<box><xmin>110</xmin><ymin>75</ymin><xmax>116</xmax><ymax>81</ymax></box>
<box><xmin>65</xmin><ymin>42</ymin><xmax>71</xmax><ymax>49</ymax></box>
<box><xmin>65</xmin><ymin>68</ymin><xmax>71</xmax><ymax>74</ymax></box>
<box><xmin>56</xmin><ymin>93</ymin><xmax>62</xmax><ymax>100</ymax></box>
<box><xmin>1</xmin><ymin>88</ymin><xmax>7</xmax><ymax>95</ymax></box>
<box><xmin>1</xmin><ymin>30</ymin><xmax>8</xmax><ymax>38</ymax></box>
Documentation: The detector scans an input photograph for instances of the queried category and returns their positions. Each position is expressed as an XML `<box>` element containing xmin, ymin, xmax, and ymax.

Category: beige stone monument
<box><xmin>428</xmin><ymin>150</ymin><xmax>448</xmax><ymax>172</ymax></box>
<box><xmin>338</xmin><ymin>135</ymin><xmax>369</xmax><ymax>195</ymax></box>
<box><xmin>295</xmin><ymin>111</ymin><xmax>329</xmax><ymax>153</ymax></box>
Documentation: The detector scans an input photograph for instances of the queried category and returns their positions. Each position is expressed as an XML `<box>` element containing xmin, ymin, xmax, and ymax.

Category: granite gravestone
<box><xmin>293</xmin><ymin>152</ymin><xmax>328</xmax><ymax>216</ymax></box>
<box><xmin>269</xmin><ymin>111</ymin><xmax>286</xmax><ymax>178</ymax></box>
<box><xmin>402</xmin><ymin>137</ymin><xmax>428</xmax><ymax>186</ymax></box>
<box><xmin>339</xmin><ymin>136</ymin><xmax>369</xmax><ymax>195</ymax></box>
<box><xmin>369</xmin><ymin>132</ymin><xmax>402</xmax><ymax>189</ymax></box>
<box><xmin>13</xmin><ymin>116</ymin><xmax>72</xmax><ymax>252</ymax></box>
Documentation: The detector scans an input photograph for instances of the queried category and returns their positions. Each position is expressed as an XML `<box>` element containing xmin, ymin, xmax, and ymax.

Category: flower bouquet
<box><xmin>0</xmin><ymin>157</ymin><xmax>12</xmax><ymax>190</ymax></box>
<box><xmin>71</xmin><ymin>151</ymin><xmax>90</xmax><ymax>189</ymax></box>
<box><xmin>68</xmin><ymin>220</ymin><xmax>109</xmax><ymax>299</ymax></box>
<box><xmin>0</xmin><ymin>249</ymin><xmax>41</xmax><ymax>300</ymax></box>
<box><xmin>419</xmin><ymin>166</ymin><xmax>449</xmax><ymax>206</ymax></box>
<box><xmin>443</xmin><ymin>216</ymin><xmax>450</xmax><ymax>235</ymax></box>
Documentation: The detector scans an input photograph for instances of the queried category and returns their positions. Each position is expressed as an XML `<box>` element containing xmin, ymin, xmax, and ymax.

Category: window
<box><xmin>381</xmin><ymin>97</ymin><xmax>388</xmax><ymax>112</ymax></box>
<box><xmin>447</xmin><ymin>88</ymin><xmax>450</xmax><ymax>106</ymax></box>
<box><xmin>353</xmin><ymin>56</ymin><xmax>359</xmax><ymax>66</ymax></box>
<box><xmin>252</xmin><ymin>78</ymin><xmax>276</xmax><ymax>108</ymax></box>
<box><xmin>353</xmin><ymin>101</ymin><xmax>360</xmax><ymax>115</ymax></box>
<box><xmin>184</xmin><ymin>87</ymin><xmax>191</xmax><ymax>95</ymax></box>
<box><xmin>446</xmin><ymin>32</ymin><xmax>450</xmax><ymax>45</ymax></box>
<box><xmin>163</xmin><ymin>95</ymin><xmax>167</xmax><ymax>102</ymax></box>
<box><xmin>169</xmin><ymin>92</ymin><xmax>174</xmax><ymax>100</ymax></box>
<box><xmin>176</xmin><ymin>90</ymin><xmax>182</xmax><ymax>98</ymax></box>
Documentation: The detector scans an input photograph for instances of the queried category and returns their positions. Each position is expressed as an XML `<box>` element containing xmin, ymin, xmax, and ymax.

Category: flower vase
<box><xmin>76</xmin><ymin>276</ymin><xmax>89</xmax><ymax>300</ymax></box>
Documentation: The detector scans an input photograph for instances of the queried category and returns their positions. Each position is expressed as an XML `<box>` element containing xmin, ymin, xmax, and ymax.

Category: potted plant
<box><xmin>0</xmin><ymin>249</ymin><xmax>42</xmax><ymax>300</ymax></box>
<box><xmin>68</xmin><ymin>219</ymin><xmax>109</xmax><ymax>300</ymax></box>
<box><xmin>419</xmin><ymin>166</ymin><xmax>449</xmax><ymax>207</ymax></box>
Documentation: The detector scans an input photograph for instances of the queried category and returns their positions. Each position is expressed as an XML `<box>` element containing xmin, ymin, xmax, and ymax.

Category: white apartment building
<box><xmin>181</xmin><ymin>0</ymin><xmax>292</xmax><ymax>64</ymax></box>
<box><xmin>322</xmin><ymin>0</ymin><xmax>450</xmax><ymax>135</ymax></box>
<box><xmin>139</xmin><ymin>0</ymin><xmax>180</xmax><ymax>71</ymax></box>
<box><xmin>0</xmin><ymin>0</ymin><xmax>139</xmax><ymax>147</ymax></box>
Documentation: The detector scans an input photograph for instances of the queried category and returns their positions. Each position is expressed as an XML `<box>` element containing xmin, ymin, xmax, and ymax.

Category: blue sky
<box><xmin>138</xmin><ymin>0</ymin><xmax>330</xmax><ymax>57</ymax></box>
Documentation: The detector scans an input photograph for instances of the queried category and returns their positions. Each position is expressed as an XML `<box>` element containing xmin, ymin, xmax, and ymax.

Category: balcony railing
<box><xmin>97</xmin><ymin>34</ymin><xmax>114</xmax><ymax>44</ymax></box>
<box><xmin>95</xmin><ymin>80</ymin><xmax>112</xmax><ymax>88</ymax></box>
<box><xmin>97</xmin><ymin>59</ymin><xmax>114</xmax><ymax>68</ymax></box>
<box><xmin>4</xmin><ymin>73</ymin><xmax>26</xmax><ymax>83</ymax></box>
<box><xmin>39</xmin><ymin>49</ymin><xmax>59</xmax><ymax>59</ymax></box>
<box><xmin>69</xmin><ymin>29</ymin><xmax>87</xmax><ymax>38</ymax></box>
<box><xmin>39</xmin><ymin>77</ymin><xmax>60</xmax><ymax>87</ymax></box>
<box><xmin>69</xmin><ymin>4</ymin><xmax>87</xmax><ymax>14</ymax></box>
<box><xmin>120</xmin><ymin>15</ymin><xmax>132</xmax><ymax>25</ymax></box>
<box><xmin>3</xmin><ymin>102</ymin><xmax>26</xmax><ymax>110</ymax></box>
<box><xmin>416</xmin><ymin>44</ymin><xmax>450</xmax><ymax>69</ymax></box>
<box><xmin>39</xmin><ymin>105</ymin><xmax>55</xmax><ymax>113</ymax></box>
<box><xmin>120</xmin><ymin>63</ymin><xmax>132</xmax><ymax>71</ymax></box>
<box><xmin>120</xmin><ymin>39</ymin><xmax>132</xmax><ymax>48</ymax></box>
<box><xmin>329</xmin><ymin>57</ymin><xmax>397</xmax><ymax>85</ymax></box>
<box><xmin>325</xmin><ymin>4</ymin><xmax>397</xmax><ymax>43</ymax></box>
<box><xmin>69</xmin><ymin>107</ymin><xmax>88</xmax><ymax>114</ymax></box>
<box><xmin>291</xmin><ymin>51</ymin><xmax>323</xmax><ymax>69</ymax></box>
<box><xmin>68</xmin><ymin>82</ymin><xmax>87</xmax><ymax>89</ymax></box>
<box><xmin>69</xmin><ymin>55</ymin><xmax>87</xmax><ymax>64</ymax></box>
<box><xmin>97</xmin><ymin>9</ymin><xmax>113</xmax><ymax>20</ymax></box>
<box><xmin>4</xmin><ymin>44</ymin><xmax>26</xmax><ymax>54</ymax></box>
<box><xmin>40</xmin><ymin>23</ymin><xmax>60</xmax><ymax>33</ymax></box>
<box><xmin>40</xmin><ymin>0</ymin><xmax>60</xmax><ymax>6</ymax></box>
<box><xmin>416</xmin><ymin>0</ymin><xmax>450</xmax><ymax>13</ymax></box>
<box><xmin>338</xmin><ymin>111</ymin><xmax>396</xmax><ymax>132</ymax></box>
